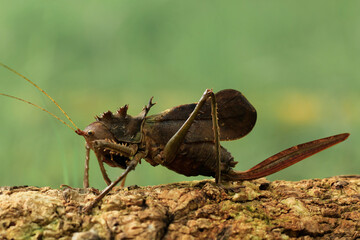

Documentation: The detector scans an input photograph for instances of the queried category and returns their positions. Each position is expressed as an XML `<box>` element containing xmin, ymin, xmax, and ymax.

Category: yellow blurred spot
<box><xmin>342</xmin><ymin>96</ymin><xmax>360</xmax><ymax>124</ymax></box>
<box><xmin>277</xmin><ymin>91</ymin><xmax>321</xmax><ymax>125</ymax></box>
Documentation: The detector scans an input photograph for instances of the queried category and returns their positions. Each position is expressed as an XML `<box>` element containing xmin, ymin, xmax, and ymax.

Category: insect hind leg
<box><xmin>209</xmin><ymin>91</ymin><xmax>221</xmax><ymax>184</ymax></box>
<box><xmin>162</xmin><ymin>89</ymin><xmax>222</xmax><ymax>183</ymax></box>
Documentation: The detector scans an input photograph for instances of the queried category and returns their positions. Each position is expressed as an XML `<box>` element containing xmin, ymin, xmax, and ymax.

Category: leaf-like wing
<box><xmin>146</xmin><ymin>89</ymin><xmax>257</xmax><ymax>143</ymax></box>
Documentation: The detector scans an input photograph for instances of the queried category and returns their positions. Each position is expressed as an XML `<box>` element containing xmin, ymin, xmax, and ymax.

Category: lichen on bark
<box><xmin>0</xmin><ymin>176</ymin><xmax>359</xmax><ymax>239</ymax></box>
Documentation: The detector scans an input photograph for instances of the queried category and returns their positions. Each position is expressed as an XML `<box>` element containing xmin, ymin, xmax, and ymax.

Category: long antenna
<box><xmin>0</xmin><ymin>62</ymin><xmax>80</xmax><ymax>131</ymax></box>
<box><xmin>0</xmin><ymin>93</ymin><xmax>75</xmax><ymax>131</ymax></box>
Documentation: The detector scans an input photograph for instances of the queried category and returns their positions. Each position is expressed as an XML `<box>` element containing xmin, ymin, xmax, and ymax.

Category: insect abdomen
<box><xmin>162</xmin><ymin>142</ymin><xmax>237</xmax><ymax>177</ymax></box>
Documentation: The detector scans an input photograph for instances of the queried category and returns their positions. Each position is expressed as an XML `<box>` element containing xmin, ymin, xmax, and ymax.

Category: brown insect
<box><xmin>0</xmin><ymin>63</ymin><xmax>349</xmax><ymax>212</ymax></box>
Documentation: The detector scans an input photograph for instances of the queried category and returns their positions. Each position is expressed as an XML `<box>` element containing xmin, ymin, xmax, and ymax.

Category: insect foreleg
<box><xmin>94</xmin><ymin>151</ymin><xmax>112</xmax><ymax>185</ymax></box>
<box><xmin>83</xmin><ymin>144</ymin><xmax>90</xmax><ymax>188</ymax></box>
<box><xmin>93</xmin><ymin>140</ymin><xmax>137</xmax><ymax>157</ymax></box>
<box><xmin>92</xmin><ymin>139</ymin><xmax>138</xmax><ymax>186</ymax></box>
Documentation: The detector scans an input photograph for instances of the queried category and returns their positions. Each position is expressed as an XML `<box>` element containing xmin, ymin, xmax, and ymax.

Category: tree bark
<box><xmin>0</xmin><ymin>176</ymin><xmax>359</xmax><ymax>240</ymax></box>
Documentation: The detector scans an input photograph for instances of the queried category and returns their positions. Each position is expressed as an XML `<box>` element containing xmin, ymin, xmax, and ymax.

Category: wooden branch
<box><xmin>0</xmin><ymin>176</ymin><xmax>359</xmax><ymax>239</ymax></box>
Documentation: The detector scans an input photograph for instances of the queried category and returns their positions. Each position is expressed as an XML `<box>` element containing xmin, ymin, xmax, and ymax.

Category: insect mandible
<box><xmin>0</xmin><ymin>63</ymin><xmax>350</xmax><ymax>212</ymax></box>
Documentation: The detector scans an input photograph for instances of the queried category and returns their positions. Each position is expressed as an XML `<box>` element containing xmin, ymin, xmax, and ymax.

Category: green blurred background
<box><xmin>0</xmin><ymin>1</ymin><xmax>359</xmax><ymax>189</ymax></box>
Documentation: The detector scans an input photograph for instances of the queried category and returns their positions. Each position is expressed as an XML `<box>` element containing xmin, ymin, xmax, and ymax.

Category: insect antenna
<box><xmin>0</xmin><ymin>62</ymin><xmax>80</xmax><ymax>131</ymax></box>
<box><xmin>0</xmin><ymin>93</ymin><xmax>76</xmax><ymax>131</ymax></box>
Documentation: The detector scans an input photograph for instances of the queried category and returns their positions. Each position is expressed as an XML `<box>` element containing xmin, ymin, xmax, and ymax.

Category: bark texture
<box><xmin>0</xmin><ymin>176</ymin><xmax>359</xmax><ymax>240</ymax></box>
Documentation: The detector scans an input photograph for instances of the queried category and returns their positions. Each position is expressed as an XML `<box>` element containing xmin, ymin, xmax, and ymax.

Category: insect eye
<box><xmin>87</xmin><ymin>130</ymin><xmax>94</xmax><ymax>136</ymax></box>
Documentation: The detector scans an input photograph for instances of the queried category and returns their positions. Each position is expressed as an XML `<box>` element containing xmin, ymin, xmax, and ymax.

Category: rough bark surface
<box><xmin>0</xmin><ymin>176</ymin><xmax>359</xmax><ymax>240</ymax></box>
